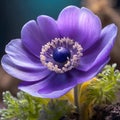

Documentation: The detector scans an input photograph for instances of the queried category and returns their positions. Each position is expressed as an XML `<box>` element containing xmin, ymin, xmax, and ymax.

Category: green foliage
<box><xmin>84</xmin><ymin>64</ymin><xmax>120</xmax><ymax>105</ymax></box>
<box><xmin>0</xmin><ymin>92</ymin><xmax>74</xmax><ymax>120</ymax></box>
<box><xmin>1</xmin><ymin>64</ymin><xmax>120</xmax><ymax>120</ymax></box>
<box><xmin>0</xmin><ymin>91</ymin><xmax>49</xmax><ymax>120</ymax></box>
<box><xmin>39</xmin><ymin>99</ymin><xmax>74</xmax><ymax>120</ymax></box>
<box><xmin>78</xmin><ymin>64</ymin><xmax>120</xmax><ymax>120</ymax></box>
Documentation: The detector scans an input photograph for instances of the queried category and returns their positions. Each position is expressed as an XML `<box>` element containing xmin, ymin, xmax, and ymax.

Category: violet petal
<box><xmin>74</xmin><ymin>57</ymin><xmax>109</xmax><ymax>84</ymax></box>
<box><xmin>1</xmin><ymin>39</ymin><xmax>51</xmax><ymax>81</ymax></box>
<box><xmin>57</xmin><ymin>6</ymin><xmax>81</xmax><ymax>39</ymax></box>
<box><xmin>57</xmin><ymin>6</ymin><xmax>101</xmax><ymax>50</ymax></box>
<box><xmin>18</xmin><ymin>72</ymin><xmax>77</xmax><ymax>98</ymax></box>
<box><xmin>21</xmin><ymin>16</ymin><xmax>59</xmax><ymax>58</ymax></box>
<box><xmin>78</xmin><ymin>7</ymin><xmax>101</xmax><ymax>50</ymax></box>
<box><xmin>37</xmin><ymin>15</ymin><xmax>60</xmax><ymax>42</ymax></box>
<box><xmin>77</xmin><ymin>24</ymin><xmax>117</xmax><ymax>71</ymax></box>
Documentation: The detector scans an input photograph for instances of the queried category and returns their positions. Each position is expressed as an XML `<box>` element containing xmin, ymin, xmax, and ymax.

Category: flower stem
<box><xmin>74</xmin><ymin>85</ymin><xmax>80</xmax><ymax>120</ymax></box>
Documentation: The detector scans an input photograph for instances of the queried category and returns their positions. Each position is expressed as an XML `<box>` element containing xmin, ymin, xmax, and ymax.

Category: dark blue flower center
<box><xmin>53</xmin><ymin>47</ymin><xmax>71</xmax><ymax>63</ymax></box>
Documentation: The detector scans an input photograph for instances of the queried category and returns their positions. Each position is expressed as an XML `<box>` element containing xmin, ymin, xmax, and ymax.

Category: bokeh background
<box><xmin>0</xmin><ymin>0</ymin><xmax>80</xmax><ymax>59</ymax></box>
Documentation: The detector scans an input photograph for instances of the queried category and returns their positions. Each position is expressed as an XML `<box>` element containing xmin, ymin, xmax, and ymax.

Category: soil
<box><xmin>60</xmin><ymin>103</ymin><xmax>120</xmax><ymax>120</ymax></box>
<box><xmin>59</xmin><ymin>112</ymin><xmax>79</xmax><ymax>120</ymax></box>
<box><xmin>92</xmin><ymin>103</ymin><xmax>120</xmax><ymax>120</ymax></box>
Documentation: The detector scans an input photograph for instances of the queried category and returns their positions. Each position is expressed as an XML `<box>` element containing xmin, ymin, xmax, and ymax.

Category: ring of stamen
<box><xmin>40</xmin><ymin>37</ymin><xmax>83</xmax><ymax>73</ymax></box>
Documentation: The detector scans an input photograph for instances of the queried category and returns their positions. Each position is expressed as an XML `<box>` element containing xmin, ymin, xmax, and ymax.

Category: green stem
<box><xmin>74</xmin><ymin>85</ymin><xmax>80</xmax><ymax>120</ymax></box>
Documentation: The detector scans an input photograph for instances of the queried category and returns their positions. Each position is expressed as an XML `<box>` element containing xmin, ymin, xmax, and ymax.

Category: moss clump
<box><xmin>0</xmin><ymin>91</ymin><xmax>49</xmax><ymax>120</ymax></box>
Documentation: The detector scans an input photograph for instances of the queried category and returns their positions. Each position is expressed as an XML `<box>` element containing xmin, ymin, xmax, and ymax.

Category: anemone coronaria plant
<box><xmin>1</xmin><ymin>6</ymin><xmax>117</xmax><ymax>99</ymax></box>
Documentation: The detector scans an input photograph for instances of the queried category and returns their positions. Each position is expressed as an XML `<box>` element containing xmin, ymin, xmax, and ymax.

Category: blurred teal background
<box><xmin>0</xmin><ymin>0</ymin><xmax>81</xmax><ymax>58</ymax></box>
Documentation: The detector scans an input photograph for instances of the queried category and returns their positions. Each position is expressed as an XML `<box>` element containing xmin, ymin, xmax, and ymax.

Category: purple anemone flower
<box><xmin>1</xmin><ymin>6</ymin><xmax>117</xmax><ymax>98</ymax></box>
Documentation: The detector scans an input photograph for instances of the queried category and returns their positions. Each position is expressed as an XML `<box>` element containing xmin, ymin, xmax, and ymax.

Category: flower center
<box><xmin>53</xmin><ymin>47</ymin><xmax>71</xmax><ymax>63</ymax></box>
<box><xmin>40</xmin><ymin>37</ymin><xmax>83</xmax><ymax>73</ymax></box>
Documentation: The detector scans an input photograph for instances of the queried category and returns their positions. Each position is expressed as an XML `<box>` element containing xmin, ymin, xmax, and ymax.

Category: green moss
<box><xmin>0</xmin><ymin>64</ymin><xmax>120</xmax><ymax>120</ymax></box>
<box><xmin>39</xmin><ymin>99</ymin><xmax>74</xmax><ymax>120</ymax></box>
<box><xmin>84</xmin><ymin>64</ymin><xmax>120</xmax><ymax>105</ymax></box>
<box><xmin>0</xmin><ymin>91</ymin><xmax>49</xmax><ymax>120</ymax></box>
<box><xmin>0</xmin><ymin>92</ymin><xmax>74</xmax><ymax>120</ymax></box>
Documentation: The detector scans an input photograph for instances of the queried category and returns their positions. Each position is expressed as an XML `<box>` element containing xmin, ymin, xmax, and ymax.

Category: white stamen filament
<box><xmin>40</xmin><ymin>37</ymin><xmax>83</xmax><ymax>73</ymax></box>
